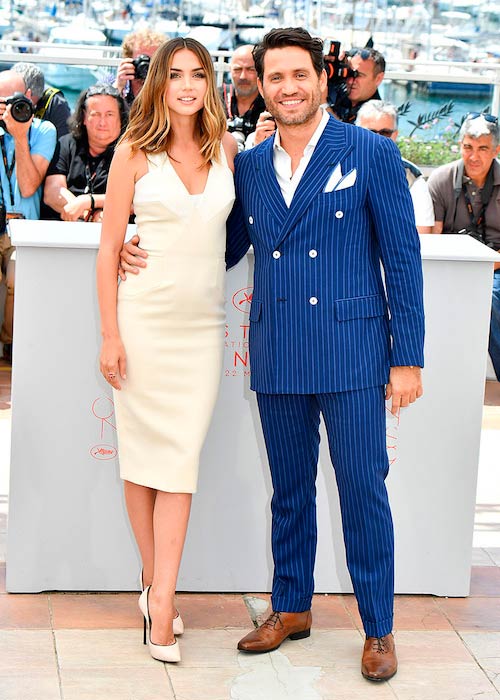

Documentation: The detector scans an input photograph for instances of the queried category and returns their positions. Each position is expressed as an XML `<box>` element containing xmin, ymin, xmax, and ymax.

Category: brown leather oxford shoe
<box><xmin>237</xmin><ymin>610</ymin><xmax>312</xmax><ymax>653</ymax></box>
<box><xmin>361</xmin><ymin>633</ymin><xmax>397</xmax><ymax>681</ymax></box>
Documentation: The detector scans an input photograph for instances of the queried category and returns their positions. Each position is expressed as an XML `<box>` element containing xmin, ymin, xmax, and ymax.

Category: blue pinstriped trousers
<box><xmin>257</xmin><ymin>386</ymin><xmax>394</xmax><ymax>639</ymax></box>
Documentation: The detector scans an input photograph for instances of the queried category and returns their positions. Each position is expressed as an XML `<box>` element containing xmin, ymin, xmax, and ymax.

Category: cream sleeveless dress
<box><xmin>113</xmin><ymin>147</ymin><xmax>235</xmax><ymax>493</ymax></box>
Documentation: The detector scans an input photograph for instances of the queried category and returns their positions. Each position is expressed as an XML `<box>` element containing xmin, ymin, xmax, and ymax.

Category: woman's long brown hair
<box><xmin>122</xmin><ymin>37</ymin><xmax>226</xmax><ymax>164</ymax></box>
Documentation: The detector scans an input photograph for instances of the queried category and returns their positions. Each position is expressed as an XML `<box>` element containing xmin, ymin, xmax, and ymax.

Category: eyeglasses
<box><xmin>467</xmin><ymin>112</ymin><xmax>498</xmax><ymax>124</ymax></box>
<box><xmin>369</xmin><ymin>128</ymin><xmax>395</xmax><ymax>138</ymax></box>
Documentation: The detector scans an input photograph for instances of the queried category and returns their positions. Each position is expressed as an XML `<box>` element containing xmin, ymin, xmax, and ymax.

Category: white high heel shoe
<box><xmin>139</xmin><ymin>586</ymin><xmax>181</xmax><ymax>663</ymax></box>
<box><xmin>140</xmin><ymin>570</ymin><xmax>184</xmax><ymax>636</ymax></box>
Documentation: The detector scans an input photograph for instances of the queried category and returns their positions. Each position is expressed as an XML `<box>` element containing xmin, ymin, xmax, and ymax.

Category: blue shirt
<box><xmin>0</xmin><ymin>118</ymin><xmax>56</xmax><ymax>220</ymax></box>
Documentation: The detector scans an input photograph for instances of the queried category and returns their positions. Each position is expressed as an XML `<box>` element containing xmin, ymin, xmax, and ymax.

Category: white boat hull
<box><xmin>41</xmin><ymin>63</ymin><xmax>101</xmax><ymax>92</ymax></box>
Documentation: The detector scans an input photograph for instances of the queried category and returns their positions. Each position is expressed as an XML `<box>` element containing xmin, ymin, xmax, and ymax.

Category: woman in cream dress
<box><xmin>97</xmin><ymin>38</ymin><xmax>237</xmax><ymax>662</ymax></box>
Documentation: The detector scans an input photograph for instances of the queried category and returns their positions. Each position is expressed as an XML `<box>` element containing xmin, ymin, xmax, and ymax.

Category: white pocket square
<box><xmin>323</xmin><ymin>165</ymin><xmax>357</xmax><ymax>193</ymax></box>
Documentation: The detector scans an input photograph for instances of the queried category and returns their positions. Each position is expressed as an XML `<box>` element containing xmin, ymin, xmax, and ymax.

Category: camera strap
<box><xmin>452</xmin><ymin>160</ymin><xmax>495</xmax><ymax>242</ymax></box>
<box><xmin>84</xmin><ymin>162</ymin><xmax>97</xmax><ymax>196</ymax></box>
<box><xmin>0</xmin><ymin>134</ymin><xmax>15</xmax><ymax>207</ymax></box>
<box><xmin>223</xmin><ymin>84</ymin><xmax>234</xmax><ymax>119</ymax></box>
<box><xmin>34</xmin><ymin>86</ymin><xmax>61</xmax><ymax>120</ymax></box>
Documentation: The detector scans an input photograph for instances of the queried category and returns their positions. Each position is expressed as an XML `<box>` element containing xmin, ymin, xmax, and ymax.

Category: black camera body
<box><xmin>227</xmin><ymin>116</ymin><xmax>255</xmax><ymax>138</ymax></box>
<box><xmin>323</xmin><ymin>40</ymin><xmax>358</xmax><ymax>106</ymax></box>
<box><xmin>227</xmin><ymin>116</ymin><xmax>256</xmax><ymax>151</ymax></box>
<box><xmin>324</xmin><ymin>41</ymin><xmax>357</xmax><ymax>83</ymax></box>
<box><xmin>0</xmin><ymin>92</ymin><xmax>35</xmax><ymax>130</ymax></box>
<box><xmin>132</xmin><ymin>54</ymin><xmax>151</xmax><ymax>81</ymax></box>
<box><xmin>456</xmin><ymin>228</ymin><xmax>498</xmax><ymax>249</ymax></box>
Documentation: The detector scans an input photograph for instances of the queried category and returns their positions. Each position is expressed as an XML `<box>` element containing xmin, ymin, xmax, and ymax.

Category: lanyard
<box><xmin>462</xmin><ymin>185</ymin><xmax>487</xmax><ymax>242</ymax></box>
<box><xmin>0</xmin><ymin>134</ymin><xmax>15</xmax><ymax>206</ymax></box>
<box><xmin>84</xmin><ymin>161</ymin><xmax>97</xmax><ymax>195</ymax></box>
<box><xmin>223</xmin><ymin>83</ymin><xmax>234</xmax><ymax>119</ymax></box>
<box><xmin>452</xmin><ymin>161</ymin><xmax>495</xmax><ymax>243</ymax></box>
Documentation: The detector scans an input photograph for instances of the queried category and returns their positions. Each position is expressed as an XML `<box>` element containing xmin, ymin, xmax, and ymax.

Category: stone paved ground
<box><xmin>1</xmin><ymin>369</ymin><xmax>499</xmax><ymax>700</ymax></box>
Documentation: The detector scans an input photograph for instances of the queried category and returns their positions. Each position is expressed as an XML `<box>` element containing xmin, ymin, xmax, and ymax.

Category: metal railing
<box><xmin>1</xmin><ymin>39</ymin><xmax>500</xmax><ymax>113</ymax></box>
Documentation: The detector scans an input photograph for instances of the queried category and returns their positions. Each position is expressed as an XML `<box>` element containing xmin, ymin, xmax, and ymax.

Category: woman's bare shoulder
<box><xmin>222</xmin><ymin>131</ymin><xmax>238</xmax><ymax>172</ymax></box>
<box><xmin>113</xmin><ymin>142</ymin><xmax>148</xmax><ymax>180</ymax></box>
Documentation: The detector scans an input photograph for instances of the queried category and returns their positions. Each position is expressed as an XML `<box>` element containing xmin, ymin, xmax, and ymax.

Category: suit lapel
<box><xmin>274</xmin><ymin>118</ymin><xmax>354</xmax><ymax>248</ymax></box>
<box><xmin>252</xmin><ymin>138</ymin><xmax>289</xmax><ymax>224</ymax></box>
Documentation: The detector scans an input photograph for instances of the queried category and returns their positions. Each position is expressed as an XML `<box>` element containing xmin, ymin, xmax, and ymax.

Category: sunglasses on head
<box><xmin>369</xmin><ymin>128</ymin><xmax>395</xmax><ymax>138</ymax></box>
<box><xmin>467</xmin><ymin>112</ymin><xmax>498</xmax><ymax>124</ymax></box>
<box><xmin>85</xmin><ymin>85</ymin><xmax>120</xmax><ymax>99</ymax></box>
<box><xmin>349</xmin><ymin>48</ymin><xmax>372</xmax><ymax>60</ymax></box>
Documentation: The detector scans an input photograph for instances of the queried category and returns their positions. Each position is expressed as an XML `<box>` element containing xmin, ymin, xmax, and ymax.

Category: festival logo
<box><xmin>90</xmin><ymin>444</ymin><xmax>118</xmax><ymax>460</ymax></box>
<box><xmin>90</xmin><ymin>396</ymin><xmax>118</xmax><ymax>461</ymax></box>
<box><xmin>232</xmin><ymin>287</ymin><xmax>253</xmax><ymax>314</ymax></box>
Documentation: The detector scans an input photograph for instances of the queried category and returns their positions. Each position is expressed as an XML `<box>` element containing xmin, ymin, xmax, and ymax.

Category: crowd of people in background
<box><xmin>0</xmin><ymin>29</ymin><xmax>499</xmax><ymax>378</ymax></box>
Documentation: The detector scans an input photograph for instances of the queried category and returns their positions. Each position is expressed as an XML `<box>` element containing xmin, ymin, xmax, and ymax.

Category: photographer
<box><xmin>43</xmin><ymin>85</ymin><xmax>127</xmax><ymax>222</ymax></box>
<box><xmin>0</xmin><ymin>70</ymin><xmax>56</xmax><ymax>364</ymax></box>
<box><xmin>12</xmin><ymin>62</ymin><xmax>71</xmax><ymax>139</ymax></box>
<box><xmin>221</xmin><ymin>45</ymin><xmax>265</xmax><ymax>150</ymax></box>
<box><xmin>428</xmin><ymin>113</ymin><xmax>500</xmax><ymax>381</ymax></box>
<box><xmin>113</xmin><ymin>28</ymin><xmax>166</xmax><ymax>106</ymax></box>
<box><xmin>330</xmin><ymin>47</ymin><xmax>385</xmax><ymax>124</ymax></box>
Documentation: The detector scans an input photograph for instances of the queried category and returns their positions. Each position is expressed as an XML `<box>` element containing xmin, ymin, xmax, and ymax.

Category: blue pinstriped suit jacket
<box><xmin>226</xmin><ymin>115</ymin><xmax>425</xmax><ymax>395</ymax></box>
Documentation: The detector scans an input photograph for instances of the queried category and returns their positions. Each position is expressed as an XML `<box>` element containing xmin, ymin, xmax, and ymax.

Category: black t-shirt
<box><xmin>35</xmin><ymin>88</ymin><xmax>71</xmax><ymax>139</ymax></box>
<box><xmin>332</xmin><ymin>88</ymin><xmax>382</xmax><ymax>124</ymax></box>
<box><xmin>43</xmin><ymin>133</ymin><xmax>117</xmax><ymax>220</ymax></box>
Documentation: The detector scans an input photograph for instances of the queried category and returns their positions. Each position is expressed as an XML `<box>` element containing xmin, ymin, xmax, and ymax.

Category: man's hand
<box><xmin>114</xmin><ymin>58</ymin><xmax>135</xmax><ymax>93</ymax></box>
<box><xmin>254</xmin><ymin>111</ymin><xmax>276</xmax><ymax>145</ymax></box>
<box><xmin>61</xmin><ymin>194</ymin><xmax>92</xmax><ymax>222</ymax></box>
<box><xmin>0</xmin><ymin>102</ymin><xmax>32</xmax><ymax>141</ymax></box>
<box><xmin>118</xmin><ymin>234</ymin><xmax>147</xmax><ymax>281</ymax></box>
<box><xmin>385</xmin><ymin>366</ymin><xmax>423</xmax><ymax>415</ymax></box>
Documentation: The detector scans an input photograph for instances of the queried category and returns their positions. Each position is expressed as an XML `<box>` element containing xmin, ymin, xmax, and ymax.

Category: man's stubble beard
<box><xmin>235</xmin><ymin>83</ymin><xmax>259</xmax><ymax>99</ymax></box>
<box><xmin>264</xmin><ymin>88</ymin><xmax>322</xmax><ymax>128</ymax></box>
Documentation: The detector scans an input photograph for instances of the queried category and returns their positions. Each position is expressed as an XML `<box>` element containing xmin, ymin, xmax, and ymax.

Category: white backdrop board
<box><xmin>6</xmin><ymin>221</ymin><xmax>499</xmax><ymax>595</ymax></box>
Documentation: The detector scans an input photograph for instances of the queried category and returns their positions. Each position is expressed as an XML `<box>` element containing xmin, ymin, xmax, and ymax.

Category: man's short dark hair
<box><xmin>347</xmin><ymin>47</ymin><xmax>386</xmax><ymax>75</ymax></box>
<box><xmin>252</xmin><ymin>28</ymin><xmax>324</xmax><ymax>82</ymax></box>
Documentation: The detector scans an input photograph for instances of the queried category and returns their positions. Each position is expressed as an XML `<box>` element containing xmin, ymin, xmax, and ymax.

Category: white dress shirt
<box><xmin>273</xmin><ymin>108</ymin><xmax>330</xmax><ymax>207</ymax></box>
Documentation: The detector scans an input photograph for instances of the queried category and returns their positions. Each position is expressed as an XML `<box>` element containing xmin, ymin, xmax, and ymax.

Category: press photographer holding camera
<box><xmin>113</xmin><ymin>28</ymin><xmax>166</xmax><ymax>106</ymax></box>
<box><xmin>325</xmin><ymin>44</ymin><xmax>386</xmax><ymax>124</ymax></box>
<box><xmin>428</xmin><ymin>113</ymin><xmax>500</xmax><ymax>381</ymax></box>
<box><xmin>221</xmin><ymin>44</ymin><xmax>266</xmax><ymax>151</ymax></box>
<box><xmin>0</xmin><ymin>70</ymin><xmax>56</xmax><ymax>364</ymax></box>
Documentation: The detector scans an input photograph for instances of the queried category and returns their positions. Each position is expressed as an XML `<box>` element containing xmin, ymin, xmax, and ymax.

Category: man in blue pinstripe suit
<box><xmin>119</xmin><ymin>27</ymin><xmax>424</xmax><ymax>682</ymax></box>
<box><xmin>225</xmin><ymin>28</ymin><xmax>425</xmax><ymax>682</ymax></box>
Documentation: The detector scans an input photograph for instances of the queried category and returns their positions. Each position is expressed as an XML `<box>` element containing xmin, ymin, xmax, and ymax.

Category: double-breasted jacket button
<box><xmin>309</xmin><ymin>249</ymin><xmax>318</xmax><ymax>258</ymax></box>
<box><xmin>335</xmin><ymin>211</ymin><xmax>344</xmax><ymax>219</ymax></box>
<box><xmin>273</xmin><ymin>250</ymin><xmax>281</xmax><ymax>259</ymax></box>
<box><xmin>248</xmin><ymin>216</ymin><xmax>254</xmax><ymax>224</ymax></box>
<box><xmin>309</xmin><ymin>297</ymin><xmax>318</xmax><ymax>305</ymax></box>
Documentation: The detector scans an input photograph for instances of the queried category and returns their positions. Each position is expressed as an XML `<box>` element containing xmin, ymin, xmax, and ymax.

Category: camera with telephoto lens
<box><xmin>132</xmin><ymin>54</ymin><xmax>151</xmax><ymax>81</ymax></box>
<box><xmin>227</xmin><ymin>115</ymin><xmax>255</xmax><ymax>151</ymax></box>
<box><xmin>0</xmin><ymin>92</ymin><xmax>34</xmax><ymax>129</ymax></box>
<box><xmin>323</xmin><ymin>40</ymin><xmax>358</xmax><ymax>106</ymax></box>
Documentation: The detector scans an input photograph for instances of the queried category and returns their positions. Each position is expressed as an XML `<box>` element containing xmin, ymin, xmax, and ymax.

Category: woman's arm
<box><xmin>96</xmin><ymin>143</ymin><xmax>145</xmax><ymax>389</ymax></box>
